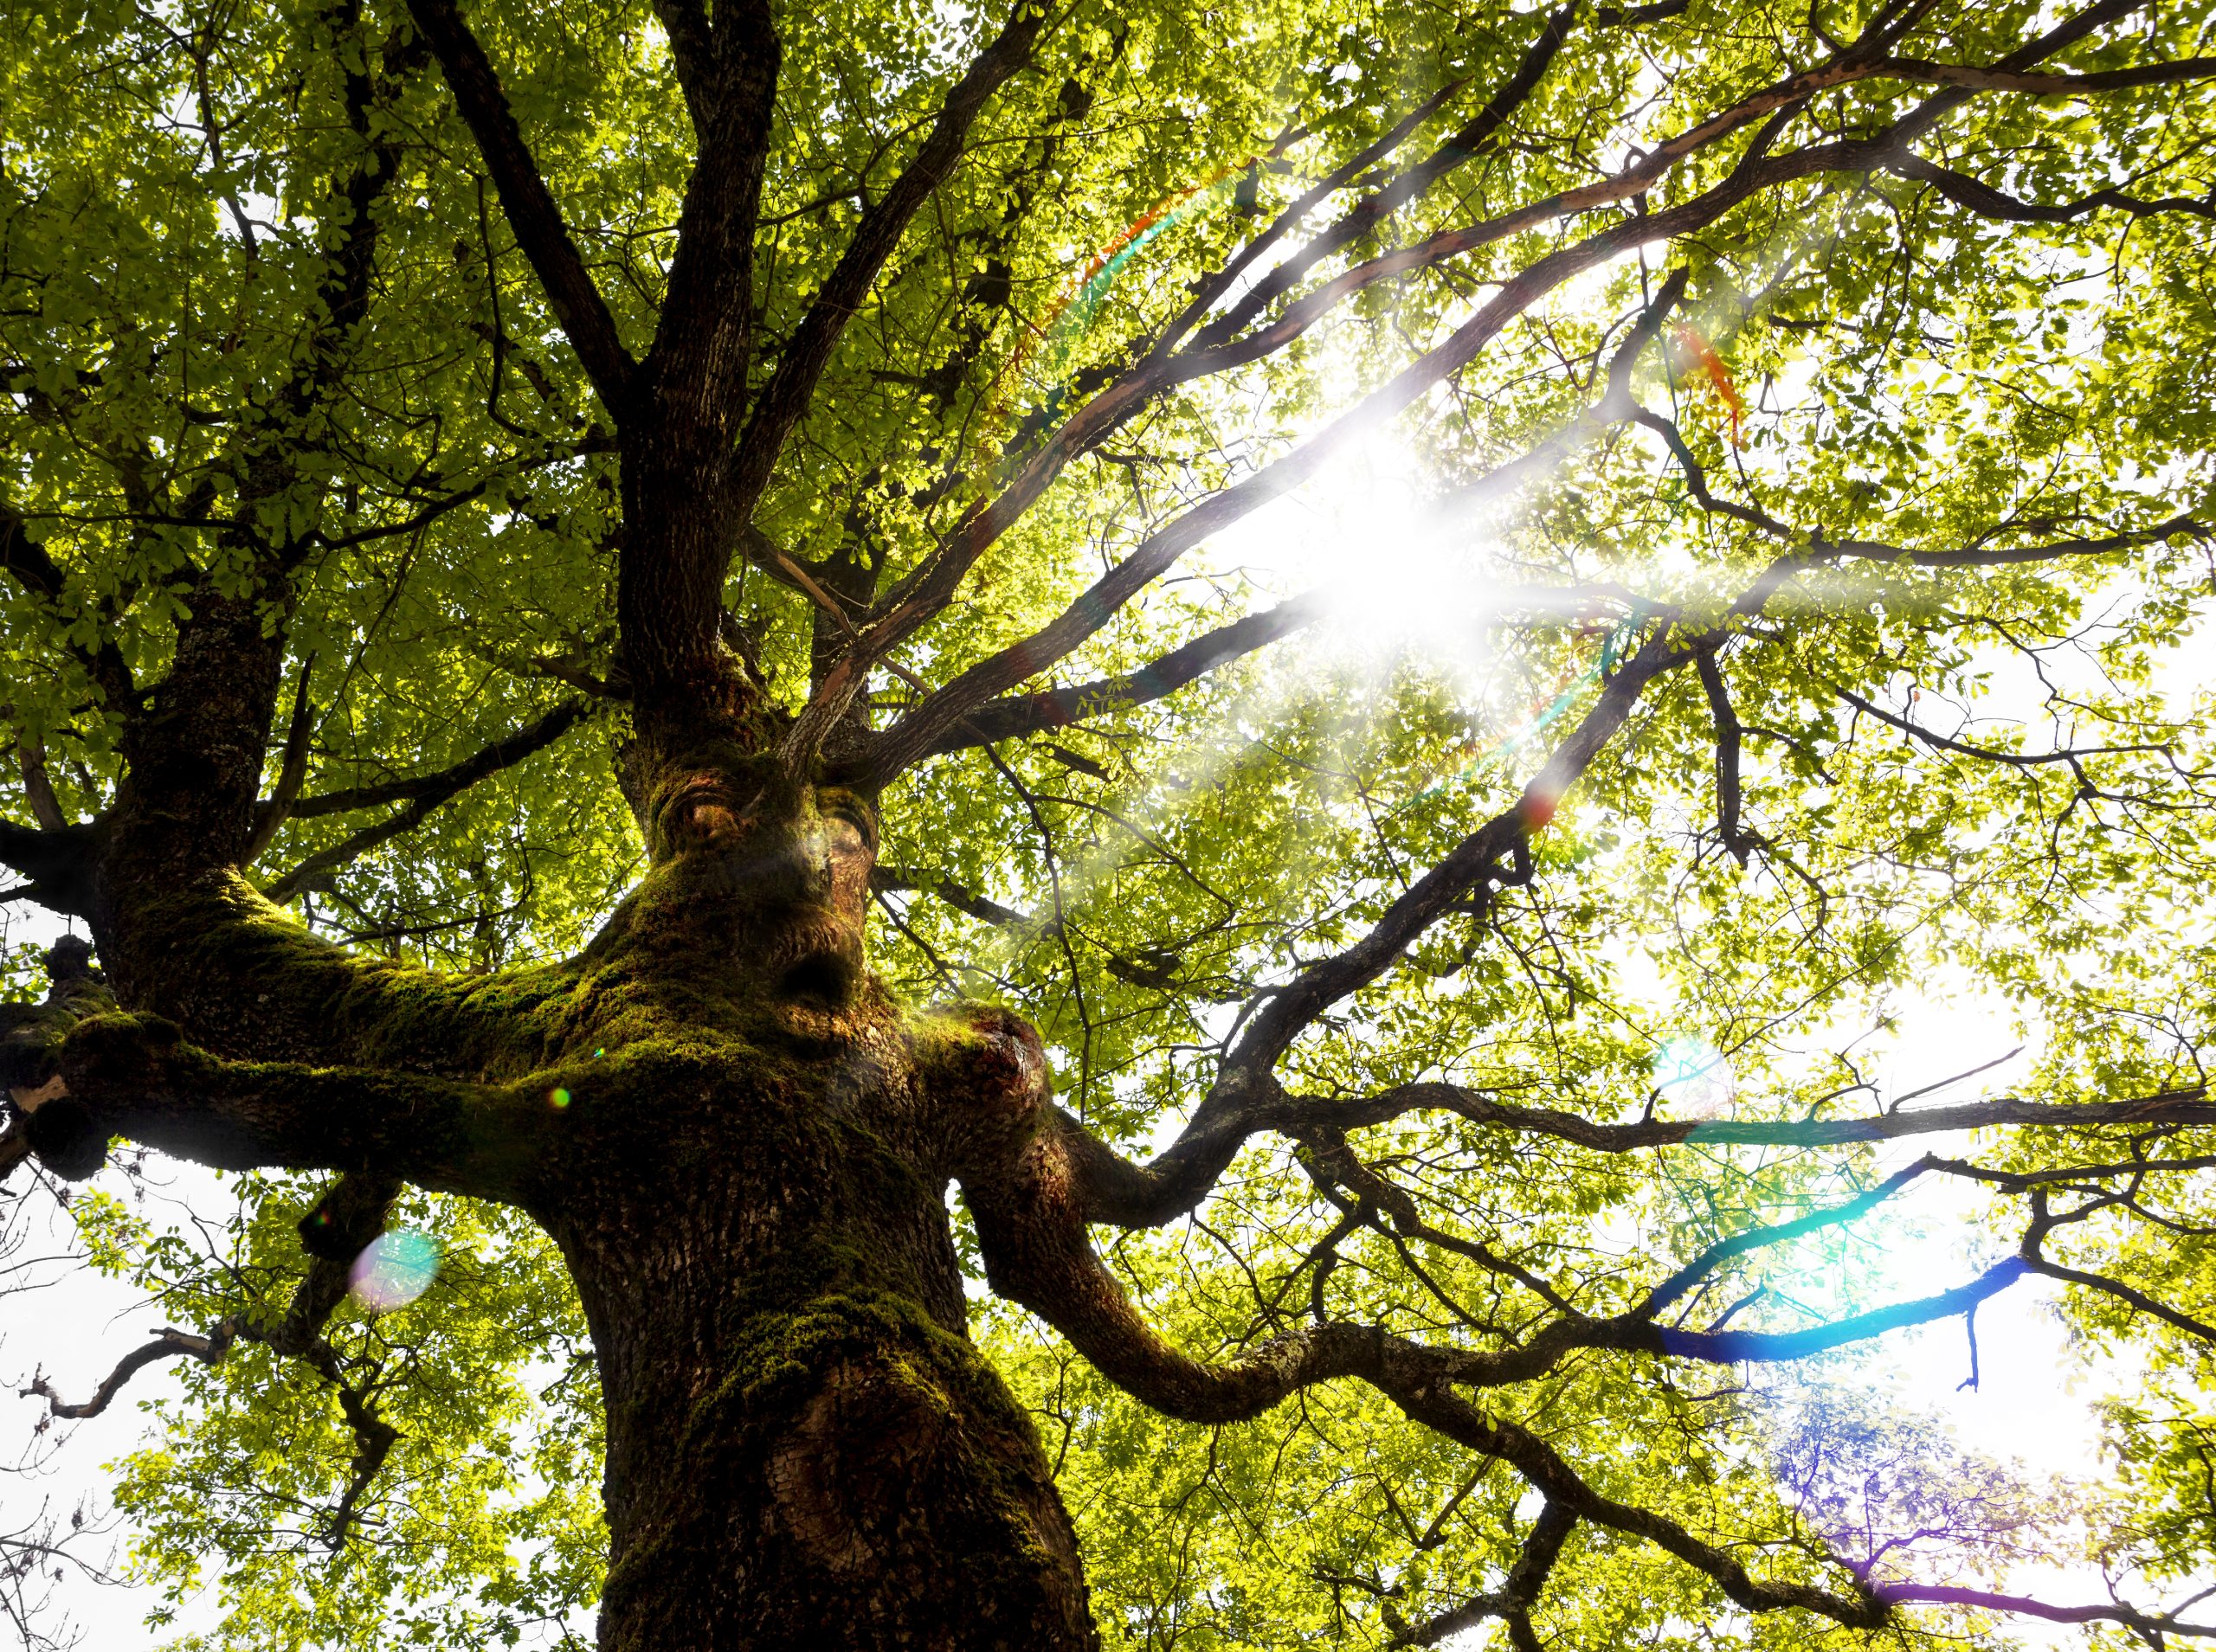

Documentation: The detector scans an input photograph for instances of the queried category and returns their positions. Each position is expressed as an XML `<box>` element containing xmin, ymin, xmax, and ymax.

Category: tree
<box><xmin>3</xmin><ymin>0</ymin><xmax>2214</xmax><ymax>1642</ymax></box>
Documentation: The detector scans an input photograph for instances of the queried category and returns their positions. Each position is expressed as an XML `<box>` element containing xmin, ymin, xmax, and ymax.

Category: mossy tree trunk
<box><xmin>0</xmin><ymin>3</ymin><xmax>1656</xmax><ymax>1636</ymax></box>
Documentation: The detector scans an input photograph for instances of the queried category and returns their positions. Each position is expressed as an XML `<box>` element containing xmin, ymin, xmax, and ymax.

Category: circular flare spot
<box><xmin>550</xmin><ymin>1087</ymin><xmax>571</xmax><ymax>1109</ymax></box>
<box><xmin>348</xmin><ymin>1228</ymin><xmax>440</xmax><ymax>1312</ymax></box>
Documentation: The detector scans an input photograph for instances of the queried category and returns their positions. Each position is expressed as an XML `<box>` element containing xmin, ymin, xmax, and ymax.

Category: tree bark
<box><xmin>525</xmin><ymin>987</ymin><xmax>1098</xmax><ymax>1650</ymax></box>
<box><xmin>44</xmin><ymin>753</ymin><xmax>1101</xmax><ymax>1650</ymax></box>
<box><xmin>557</xmin><ymin>1143</ymin><xmax>1095</xmax><ymax>1651</ymax></box>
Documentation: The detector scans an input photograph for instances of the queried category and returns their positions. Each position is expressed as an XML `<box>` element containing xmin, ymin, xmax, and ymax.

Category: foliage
<box><xmin>4</xmin><ymin>0</ymin><xmax>2216</xmax><ymax>1642</ymax></box>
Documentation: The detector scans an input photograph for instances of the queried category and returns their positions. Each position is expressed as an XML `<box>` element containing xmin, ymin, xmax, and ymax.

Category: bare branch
<box><xmin>1833</xmin><ymin>683</ymin><xmax>2174</xmax><ymax>775</ymax></box>
<box><xmin>23</xmin><ymin>1171</ymin><xmax>404</xmax><ymax>1548</ymax></box>
<box><xmin>22</xmin><ymin>1327</ymin><xmax>229</xmax><ymax>1419</ymax></box>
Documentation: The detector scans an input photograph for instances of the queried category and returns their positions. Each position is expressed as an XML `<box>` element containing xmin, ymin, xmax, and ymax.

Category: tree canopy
<box><xmin>3</xmin><ymin>0</ymin><xmax>2216</xmax><ymax>1643</ymax></box>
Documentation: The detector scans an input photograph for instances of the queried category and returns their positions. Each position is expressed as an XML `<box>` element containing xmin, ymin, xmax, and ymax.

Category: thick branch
<box><xmin>730</xmin><ymin>3</ymin><xmax>1047</xmax><ymax>515</ymax></box>
<box><xmin>1</xmin><ymin>499</ymin><xmax>138</xmax><ymax>706</ymax></box>
<box><xmin>27</xmin><ymin>1013</ymin><xmax>542</xmax><ymax>1199</ymax></box>
<box><xmin>910</xmin><ymin>592</ymin><xmax>1329</xmax><ymax>759</ymax></box>
<box><xmin>405</xmin><ymin>0</ymin><xmax>637</xmax><ymax>410</ymax></box>
<box><xmin>1872</xmin><ymin>52</ymin><xmax>2216</xmax><ymax>96</ymax></box>
<box><xmin>0</xmin><ymin>821</ymin><xmax>95</xmax><ymax>918</ymax></box>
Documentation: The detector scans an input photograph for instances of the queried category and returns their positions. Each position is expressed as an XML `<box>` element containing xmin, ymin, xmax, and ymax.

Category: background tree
<box><xmin>3</xmin><ymin>0</ymin><xmax>2216</xmax><ymax>1644</ymax></box>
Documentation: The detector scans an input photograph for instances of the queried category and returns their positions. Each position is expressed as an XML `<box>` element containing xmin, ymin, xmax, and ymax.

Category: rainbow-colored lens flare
<box><xmin>348</xmin><ymin>1227</ymin><xmax>440</xmax><ymax>1313</ymax></box>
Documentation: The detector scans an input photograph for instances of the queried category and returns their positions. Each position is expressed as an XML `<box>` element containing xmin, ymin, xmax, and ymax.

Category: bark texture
<box><xmin>33</xmin><ymin>735</ymin><xmax>1102</xmax><ymax>1650</ymax></box>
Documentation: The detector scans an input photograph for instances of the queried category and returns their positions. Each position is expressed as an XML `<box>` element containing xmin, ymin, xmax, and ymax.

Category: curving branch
<box><xmin>1393</xmin><ymin>1385</ymin><xmax>1886</xmax><ymax>1626</ymax></box>
<box><xmin>1833</xmin><ymin>683</ymin><xmax>2183</xmax><ymax>781</ymax></box>
<box><xmin>264</xmin><ymin>700</ymin><xmax>588</xmax><ymax>898</ymax></box>
<box><xmin>1875</xmin><ymin>1584</ymin><xmax>2216</xmax><ymax>1637</ymax></box>
<box><xmin>284</xmin><ymin>699</ymin><xmax>587</xmax><ymax>820</ymax></box>
<box><xmin>1053</xmin><ymin>1070</ymin><xmax>2215</xmax><ymax>1232</ymax></box>
<box><xmin>1891</xmin><ymin>151</ymin><xmax>2216</xmax><ymax>222</ymax></box>
<box><xmin>23</xmin><ymin>1171</ymin><xmax>404</xmax><ymax>1549</ymax></box>
<box><xmin>1393</xmin><ymin>1501</ymin><xmax>1574</xmax><ymax>1648</ymax></box>
<box><xmin>22</xmin><ymin>1327</ymin><xmax>229</xmax><ymax>1420</ymax></box>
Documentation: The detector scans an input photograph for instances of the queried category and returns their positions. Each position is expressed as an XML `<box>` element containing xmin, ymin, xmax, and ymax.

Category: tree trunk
<box><xmin>49</xmin><ymin>686</ymin><xmax>1107</xmax><ymax>1647</ymax></box>
<box><xmin>543</xmin><ymin>1038</ymin><xmax>1095</xmax><ymax>1652</ymax></box>
<box><xmin>467</xmin><ymin>786</ymin><xmax>1104</xmax><ymax>1652</ymax></box>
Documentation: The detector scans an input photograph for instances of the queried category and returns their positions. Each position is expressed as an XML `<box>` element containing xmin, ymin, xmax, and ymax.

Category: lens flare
<box><xmin>348</xmin><ymin>1227</ymin><xmax>440</xmax><ymax>1312</ymax></box>
<box><xmin>1653</xmin><ymin>1036</ymin><xmax>1734</xmax><ymax>1117</ymax></box>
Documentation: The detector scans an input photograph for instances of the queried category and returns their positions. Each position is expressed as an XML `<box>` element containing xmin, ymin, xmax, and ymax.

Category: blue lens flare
<box><xmin>348</xmin><ymin>1227</ymin><xmax>440</xmax><ymax>1312</ymax></box>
